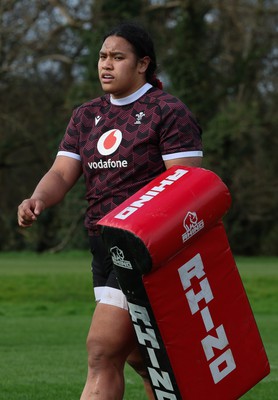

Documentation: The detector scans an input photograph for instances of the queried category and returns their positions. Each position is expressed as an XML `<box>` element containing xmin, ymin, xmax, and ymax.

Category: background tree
<box><xmin>202</xmin><ymin>0</ymin><xmax>278</xmax><ymax>254</ymax></box>
<box><xmin>0</xmin><ymin>0</ymin><xmax>89</xmax><ymax>251</ymax></box>
<box><xmin>158</xmin><ymin>0</ymin><xmax>278</xmax><ymax>254</ymax></box>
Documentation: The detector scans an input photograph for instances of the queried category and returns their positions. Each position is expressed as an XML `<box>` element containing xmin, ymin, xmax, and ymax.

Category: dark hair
<box><xmin>103</xmin><ymin>22</ymin><xmax>163</xmax><ymax>89</ymax></box>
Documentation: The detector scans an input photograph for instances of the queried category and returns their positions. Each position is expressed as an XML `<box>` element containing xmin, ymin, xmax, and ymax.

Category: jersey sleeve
<box><xmin>57</xmin><ymin>107</ymin><xmax>81</xmax><ymax>160</ymax></box>
<box><xmin>159</xmin><ymin>100</ymin><xmax>203</xmax><ymax>160</ymax></box>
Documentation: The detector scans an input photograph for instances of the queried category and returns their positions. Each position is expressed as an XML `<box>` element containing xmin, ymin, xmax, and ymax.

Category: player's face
<box><xmin>98</xmin><ymin>36</ymin><xmax>149</xmax><ymax>99</ymax></box>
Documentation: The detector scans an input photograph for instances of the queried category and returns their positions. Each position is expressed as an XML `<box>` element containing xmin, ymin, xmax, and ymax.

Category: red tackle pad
<box><xmin>98</xmin><ymin>166</ymin><xmax>270</xmax><ymax>399</ymax></box>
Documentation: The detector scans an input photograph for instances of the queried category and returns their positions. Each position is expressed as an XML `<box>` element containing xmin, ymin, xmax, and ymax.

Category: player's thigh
<box><xmin>87</xmin><ymin>302</ymin><xmax>137</xmax><ymax>360</ymax></box>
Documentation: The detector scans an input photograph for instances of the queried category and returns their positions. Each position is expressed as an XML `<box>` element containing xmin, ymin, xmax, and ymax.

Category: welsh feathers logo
<box><xmin>97</xmin><ymin>129</ymin><xmax>122</xmax><ymax>156</ymax></box>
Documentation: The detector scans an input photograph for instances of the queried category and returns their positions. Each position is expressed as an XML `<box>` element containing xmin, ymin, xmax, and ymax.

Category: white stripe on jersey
<box><xmin>162</xmin><ymin>150</ymin><xmax>203</xmax><ymax>160</ymax></box>
<box><xmin>57</xmin><ymin>150</ymin><xmax>81</xmax><ymax>161</ymax></box>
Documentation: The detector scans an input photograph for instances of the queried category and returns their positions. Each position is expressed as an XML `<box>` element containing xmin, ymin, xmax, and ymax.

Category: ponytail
<box><xmin>151</xmin><ymin>74</ymin><xmax>163</xmax><ymax>90</ymax></box>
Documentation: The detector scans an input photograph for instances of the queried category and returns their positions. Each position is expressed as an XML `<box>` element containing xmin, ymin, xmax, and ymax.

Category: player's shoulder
<box><xmin>142</xmin><ymin>87</ymin><xmax>187</xmax><ymax>110</ymax></box>
<box><xmin>71</xmin><ymin>94</ymin><xmax>109</xmax><ymax>116</ymax></box>
<box><xmin>144</xmin><ymin>87</ymin><xmax>185</xmax><ymax>106</ymax></box>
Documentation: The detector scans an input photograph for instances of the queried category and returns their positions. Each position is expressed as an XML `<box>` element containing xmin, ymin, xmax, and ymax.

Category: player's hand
<box><xmin>17</xmin><ymin>198</ymin><xmax>45</xmax><ymax>228</ymax></box>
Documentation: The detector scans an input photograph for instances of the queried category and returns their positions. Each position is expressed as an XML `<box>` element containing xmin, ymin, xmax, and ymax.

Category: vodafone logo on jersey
<box><xmin>97</xmin><ymin>129</ymin><xmax>122</xmax><ymax>156</ymax></box>
<box><xmin>88</xmin><ymin>129</ymin><xmax>127</xmax><ymax>170</ymax></box>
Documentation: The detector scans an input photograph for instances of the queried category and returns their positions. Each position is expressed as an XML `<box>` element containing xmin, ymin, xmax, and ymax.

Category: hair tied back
<box><xmin>152</xmin><ymin>74</ymin><xmax>163</xmax><ymax>90</ymax></box>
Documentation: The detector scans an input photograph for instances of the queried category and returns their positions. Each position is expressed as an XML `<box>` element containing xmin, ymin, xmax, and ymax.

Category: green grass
<box><xmin>234</xmin><ymin>257</ymin><xmax>278</xmax><ymax>400</ymax></box>
<box><xmin>0</xmin><ymin>252</ymin><xmax>277</xmax><ymax>399</ymax></box>
<box><xmin>0</xmin><ymin>251</ymin><xmax>145</xmax><ymax>400</ymax></box>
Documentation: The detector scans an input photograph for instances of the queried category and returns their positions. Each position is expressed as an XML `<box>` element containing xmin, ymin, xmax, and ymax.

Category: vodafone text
<box><xmin>88</xmin><ymin>159</ymin><xmax>128</xmax><ymax>169</ymax></box>
<box><xmin>128</xmin><ymin>302</ymin><xmax>177</xmax><ymax>400</ymax></box>
<box><xmin>178</xmin><ymin>253</ymin><xmax>236</xmax><ymax>384</ymax></box>
<box><xmin>115</xmin><ymin>169</ymin><xmax>188</xmax><ymax>220</ymax></box>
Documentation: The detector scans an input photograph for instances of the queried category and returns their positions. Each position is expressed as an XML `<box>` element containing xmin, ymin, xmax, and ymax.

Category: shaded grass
<box><xmin>0</xmin><ymin>252</ymin><xmax>277</xmax><ymax>399</ymax></box>
<box><xmin>0</xmin><ymin>251</ymin><xmax>94</xmax><ymax>316</ymax></box>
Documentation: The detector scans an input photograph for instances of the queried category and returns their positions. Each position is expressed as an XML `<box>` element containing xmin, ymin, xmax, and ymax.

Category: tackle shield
<box><xmin>98</xmin><ymin>166</ymin><xmax>270</xmax><ymax>400</ymax></box>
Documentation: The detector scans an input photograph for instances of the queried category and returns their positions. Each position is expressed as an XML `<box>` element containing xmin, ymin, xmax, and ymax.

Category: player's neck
<box><xmin>110</xmin><ymin>83</ymin><xmax>152</xmax><ymax>106</ymax></box>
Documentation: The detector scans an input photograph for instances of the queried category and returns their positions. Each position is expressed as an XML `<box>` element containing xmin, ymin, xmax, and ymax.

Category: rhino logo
<box><xmin>182</xmin><ymin>211</ymin><xmax>204</xmax><ymax>242</ymax></box>
<box><xmin>183</xmin><ymin>211</ymin><xmax>198</xmax><ymax>229</ymax></box>
<box><xmin>110</xmin><ymin>246</ymin><xmax>133</xmax><ymax>269</ymax></box>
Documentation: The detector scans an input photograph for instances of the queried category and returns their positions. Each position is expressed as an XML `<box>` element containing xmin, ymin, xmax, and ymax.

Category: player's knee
<box><xmin>86</xmin><ymin>333</ymin><xmax>106</xmax><ymax>369</ymax></box>
<box><xmin>86</xmin><ymin>332</ymin><xmax>124</xmax><ymax>372</ymax></box>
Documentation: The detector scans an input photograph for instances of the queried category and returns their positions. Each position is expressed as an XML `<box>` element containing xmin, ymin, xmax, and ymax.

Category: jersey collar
<box><xmin>110</xmin><ymin>83</ymin><xmax>152</xmax><ymax>106</ymax></box>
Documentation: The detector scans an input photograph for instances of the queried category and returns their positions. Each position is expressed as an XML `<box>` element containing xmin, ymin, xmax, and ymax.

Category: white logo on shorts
<box><xmin>110</xmin><ymin>246</ymin><xmax>132</xmax><ymax>269</ymax></box>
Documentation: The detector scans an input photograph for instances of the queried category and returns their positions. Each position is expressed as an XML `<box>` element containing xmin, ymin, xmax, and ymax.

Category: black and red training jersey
<box><xmin>58</xmin><ymin>84</ymin><xmax>203</xmax><ymax>235</ymax></box>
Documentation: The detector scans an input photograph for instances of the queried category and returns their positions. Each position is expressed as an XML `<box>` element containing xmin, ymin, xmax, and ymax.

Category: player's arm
<box><xmin>18</xmin><ymin>155</ymin><xmax>82</xmax><ymax>228</ymax></box>
<box><xmin>164</xmin><ymin>156</ymin><xmax>202</xmax><ymax>169</ymax></box>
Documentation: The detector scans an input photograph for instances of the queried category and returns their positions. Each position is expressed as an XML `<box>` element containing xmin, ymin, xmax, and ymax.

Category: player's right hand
<box><xmin>17</xmin><ymin>198</ymin><xmax>45</xmax><ymax>228</ymax></box>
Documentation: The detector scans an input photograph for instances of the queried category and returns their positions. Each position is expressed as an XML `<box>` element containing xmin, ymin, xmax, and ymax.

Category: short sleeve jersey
<box><xmin>58</xmin><ymin>84</ymin><xmax>202</xmax><ymax>235</ymax></box>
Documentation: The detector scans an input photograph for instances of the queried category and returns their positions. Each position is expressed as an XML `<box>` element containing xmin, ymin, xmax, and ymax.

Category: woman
<box><xmin>18</xmin><ymin>22</ymin><xmax>203</xmax><ymax>400</ymax></box>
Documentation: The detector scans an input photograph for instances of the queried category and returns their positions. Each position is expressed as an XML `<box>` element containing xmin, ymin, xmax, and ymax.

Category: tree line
<box><xmin>1</xmin><ymin>0</ymin><xmax>277</xmax><ymax>255</ymax></box>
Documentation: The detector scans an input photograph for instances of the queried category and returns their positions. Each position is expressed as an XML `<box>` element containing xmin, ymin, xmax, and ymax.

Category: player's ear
<box><xmin>138</xmin><ymin>56</ymin><xmax>151</xmax><ymax>74</ymax></box>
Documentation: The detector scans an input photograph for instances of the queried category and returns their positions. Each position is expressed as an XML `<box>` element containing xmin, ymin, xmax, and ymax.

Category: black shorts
<box><xmin>89</xmin><ymin>235</ymin><xmax>128</xmax><ymax>309</ymax></box>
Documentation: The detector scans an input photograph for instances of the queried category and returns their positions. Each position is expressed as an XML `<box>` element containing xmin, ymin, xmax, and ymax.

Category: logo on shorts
<box><xmin>97</xmin><ymin>129</ymin><xmax>122</xmax><ymax>156</ymax></box>
<box><xmin>110</xmin><ymin>246</ymin><xmax>133</xmax><ymax>269</ymax></box>
<box><xmin>182</xmin><ymin>211</ymin><xmax>204</xmax><ymax>242</ymax></box>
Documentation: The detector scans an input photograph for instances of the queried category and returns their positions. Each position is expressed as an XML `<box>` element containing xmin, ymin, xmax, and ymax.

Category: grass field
<box><xmin>0</xmin><ymin>252</ymin><xmax>277</xmax><ymax>399</ymax></box>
